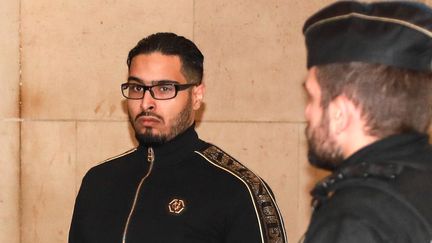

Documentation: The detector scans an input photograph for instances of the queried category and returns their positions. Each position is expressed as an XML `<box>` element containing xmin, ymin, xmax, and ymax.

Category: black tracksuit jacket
<box><xmin>69</xmin><ymin>126</ymin><xmax>287</xmax><ymax>243</ymax></box>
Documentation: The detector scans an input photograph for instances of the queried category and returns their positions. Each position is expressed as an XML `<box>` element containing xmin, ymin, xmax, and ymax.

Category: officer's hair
<box><xmin>316</xmin><ymin>62</ymin><xmax>432</xmax><ymax>138</ymax></box>
<box><xmin>127</xmin><ymin>32</ymin><xmax>204</xmax><ymax>84</ymax></box>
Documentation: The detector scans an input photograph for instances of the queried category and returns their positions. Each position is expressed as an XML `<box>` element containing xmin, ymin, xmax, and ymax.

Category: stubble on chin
<box><xmin>305</xmin><ymin>117</ymin><xmax>344</xmax><ymax>170</ymax></box>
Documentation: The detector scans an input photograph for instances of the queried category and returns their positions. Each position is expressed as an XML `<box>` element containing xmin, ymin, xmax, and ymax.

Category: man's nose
<box><xmin>140</xmin><ymin>89</ymin><xmax>156</xmax><ymax>111</ymax></box>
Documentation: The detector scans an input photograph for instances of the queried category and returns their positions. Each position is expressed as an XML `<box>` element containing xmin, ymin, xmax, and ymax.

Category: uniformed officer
<box><xmin>301</xmin><ymin>1</ymin><xmax>432</xmax><ymax>242</ymax></box>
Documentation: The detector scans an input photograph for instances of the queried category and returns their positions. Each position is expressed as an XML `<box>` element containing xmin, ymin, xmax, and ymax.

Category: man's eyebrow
<box><xmin>127</xmin><ymin>76</ymin><xmax>144</xmax><ymax>83</ymax></box>
<box><xmin>153</xmin><ymin>80</ymin><xmax>179</xmax><ymax>85</ymax></box>
<box><xmin>127</xmin><ymin>77</ymin><xmax>179</xmax><ymax>85</ymax></box>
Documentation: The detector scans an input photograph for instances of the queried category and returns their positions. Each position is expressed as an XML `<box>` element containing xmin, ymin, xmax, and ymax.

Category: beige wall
<box><xmin>1</xmin><ymin>0</ymin><xmax>431</xmax><ymax>243</ymax></box>
<box><xmin>0</xmin><ymin>0</ymin><xmax>20</xmax><ymax>243</ymax></box>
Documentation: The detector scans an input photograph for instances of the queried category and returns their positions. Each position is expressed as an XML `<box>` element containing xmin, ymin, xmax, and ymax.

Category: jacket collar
<box><xmin>136</xmin><ymin>124</ymin><xmax>205</xmax><ymax>168</ymax></box>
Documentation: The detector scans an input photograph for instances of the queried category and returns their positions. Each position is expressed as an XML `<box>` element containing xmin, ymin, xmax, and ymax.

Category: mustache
<box><xmin>135</xmin><ymin>111</ymin><xmax>164</xmax><ymax>122</ymax></box>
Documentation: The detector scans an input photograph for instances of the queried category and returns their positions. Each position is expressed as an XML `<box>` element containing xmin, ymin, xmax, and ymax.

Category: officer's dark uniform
<box><xmin>69</xmin><ymin>125</ymin><xmax>287</xmax><ymax>243</ymax></box>
<box><xmin>304</xmin><ymin>133</ymin><xmax>432</xmax><ymax>243</ymax></box>
<box><xmin>302</xmin><ymin>1</ymin><xmax>432</xmax><ymax>242</ymax></box>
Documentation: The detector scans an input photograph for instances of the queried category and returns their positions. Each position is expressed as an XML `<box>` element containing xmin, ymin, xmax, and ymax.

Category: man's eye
<box><xmin>158</xmin><ymin>85</ymin><xmax>175</xmax><ymax>92</ymax></box>
<box><xmin>131</xmin><ymin>84</ymin><xmax>143</xmax><ymax>92</ymax></box>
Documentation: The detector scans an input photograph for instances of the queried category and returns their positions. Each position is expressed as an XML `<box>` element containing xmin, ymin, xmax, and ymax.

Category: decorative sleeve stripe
<box><xmin>96</xmin><ymin>148</ymin><xmax>137</xmax><ymax>165</ymax></box>
<box><xmin>195</xmin><ymin>145</ymin><xmax>287</xmax><ymax>243</ymax></box>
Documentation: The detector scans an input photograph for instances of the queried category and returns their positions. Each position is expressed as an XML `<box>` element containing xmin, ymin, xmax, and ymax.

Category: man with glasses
<box><xmin>301</xmin><ymin>1</ymin><xmax>432</xmax><ymax>243</ymax></box>
<box><xmin>69</xmin><ymin>32</ymin><xmax>287</xmax><ymax>243</ymax></box>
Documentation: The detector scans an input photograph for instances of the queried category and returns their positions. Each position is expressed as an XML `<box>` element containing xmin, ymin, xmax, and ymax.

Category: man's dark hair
<box><xmin>316</xmin><ymin>62</ymin><xmax>432</xmax><ymax>138</ymax></box>
<box><xmin>127</xmin><ymin>32</ymin><xmax>204</xmax><ymax>84</ymax></box>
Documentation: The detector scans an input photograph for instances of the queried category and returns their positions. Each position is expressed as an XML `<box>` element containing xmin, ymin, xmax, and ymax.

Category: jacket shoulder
<box><xmin>91</xmin><ymin>148</ymin><xmax>137</xmax><ymax>168</ymax></box>
<box><xmin>83</xmin><ymin>148</ymin><xmax>139</xmax><ymax>180</ymax></box>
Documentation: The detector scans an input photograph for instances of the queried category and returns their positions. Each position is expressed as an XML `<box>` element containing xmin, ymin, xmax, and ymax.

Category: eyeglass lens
<box><xmin>122</xmin><ymin>83</ymin><xmax>177</xmax><ymax>100</ymax></box>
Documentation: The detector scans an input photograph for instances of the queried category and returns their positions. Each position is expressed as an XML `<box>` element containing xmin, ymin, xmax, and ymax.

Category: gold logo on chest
<box><xmin>168</xmin><ymin>198</ymin><xmax>186</xmax><ymax>215</ymax></box>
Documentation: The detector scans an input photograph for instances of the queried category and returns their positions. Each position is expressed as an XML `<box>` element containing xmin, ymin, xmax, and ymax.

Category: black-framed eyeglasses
<box><xmin>121</xmin><ymin>82</ymin><xmax>198</xmax><ymax>100</ymax></box>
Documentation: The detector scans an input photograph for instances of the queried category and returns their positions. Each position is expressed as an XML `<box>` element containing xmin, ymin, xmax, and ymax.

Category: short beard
<box><xmin>306</xmin><ymin>110</ymin><xmax>344</xmax><ymax>171</ymax></box>
<box><xmin>135</xmin><ymin>128</ymin><xmax>167</xmax><ymax>146</ymax></box>
<box><xmin>132</xmin><ymin>93</ymin><xmax>193</xmax><ymax>147</ymax></box>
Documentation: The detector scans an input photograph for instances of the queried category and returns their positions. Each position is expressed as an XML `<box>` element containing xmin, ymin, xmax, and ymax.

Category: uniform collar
<box><xmin>311</xmin><ymin>132</ymin><xmax>431</xmax><ymax>209</ymax></box>
<box><xmin>342</xmin><ymin>132</ymin><xmax>431</xmax><ymax>168</ymax></box>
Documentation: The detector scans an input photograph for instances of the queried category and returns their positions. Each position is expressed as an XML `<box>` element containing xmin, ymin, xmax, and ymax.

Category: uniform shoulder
<box><xmin>304</xmin><ymin>212</ymin><xmax>386</xmax><ymax>243</ymax></box>
<box><xmin>306</xmin><ymin>186</ymin><xmax>392</xmax><ymax>243</ymax></box>
<box><xmin>320</xmin><ymin>184</ymin><xmax>391</xmax><ymax>216</ymax></box>
<box><xmin>308</xmin><ymin>180</ymin><xmax>431</xmax><ymax>243</ymax></box>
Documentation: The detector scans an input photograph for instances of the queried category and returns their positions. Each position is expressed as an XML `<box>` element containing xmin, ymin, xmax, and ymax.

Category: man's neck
<box><xmin>342</xmin><ymin>131</ymin><xmax>379</xmax><ymax>159</ymax></box>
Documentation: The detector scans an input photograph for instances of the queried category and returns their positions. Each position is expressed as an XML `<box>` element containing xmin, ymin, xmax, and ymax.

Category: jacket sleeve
<box><xmin>68</xmin><ymin>171</ymin><xmax>92</xmax><ymax>243</ymax></box>
<box><xmin>224</xmin><ymin>198</ymin><xmax>264</xmax><ymax>243</ymax></box>
<box><xmin>198</xmin><ymin>145</ymin><xmax>287</xmax><ymax>243</ymax></box>
<box><xmin>224</xmin><ymin>177</ymin><xmax>287</xmax><ymax>243</ymax></box>
<box><xmin>68</xmin><ymin>193</ymin><xmax>83</xmax><ymax>243</ymax></box>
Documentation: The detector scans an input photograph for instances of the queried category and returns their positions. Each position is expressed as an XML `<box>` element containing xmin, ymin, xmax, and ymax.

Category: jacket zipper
<box><xmin>122</xmin><ymin>147</ymin><xmax>155</xmax><ymax>243</ymax></box>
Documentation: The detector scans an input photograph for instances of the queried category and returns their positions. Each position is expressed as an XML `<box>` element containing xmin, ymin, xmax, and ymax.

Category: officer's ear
<box><xmin>192</xmin><ymin>83</ymin><xmax>205</xmax><ymax>111</ymax></box>
<box><xmin>328</xmin><ymin>95</ymin><xmax>352</xmax><ymax>136</ymax></box>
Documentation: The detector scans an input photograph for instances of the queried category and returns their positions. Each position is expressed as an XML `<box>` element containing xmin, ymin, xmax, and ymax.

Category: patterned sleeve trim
<box><xmin>196</xmin><ymin>145</ymin><xmax>287</xmax><ymax>243</ymax></box>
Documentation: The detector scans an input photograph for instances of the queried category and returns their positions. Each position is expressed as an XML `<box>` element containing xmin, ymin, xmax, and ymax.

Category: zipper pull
<box><xmin>147</xmin><ymin>147</ymin><xmax>155</xmax><ymax>163</ymax></box>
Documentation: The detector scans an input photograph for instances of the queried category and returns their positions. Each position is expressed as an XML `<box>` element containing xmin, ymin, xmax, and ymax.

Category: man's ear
<box><xmin>328</xmin><ymin>95</ymin><xmax>352</xmax><ymax>135</ymax></box>
<box><xmin>192</xmin><ymin>83</ymin><xmax>205</xmax><ymax>110</ymax></box>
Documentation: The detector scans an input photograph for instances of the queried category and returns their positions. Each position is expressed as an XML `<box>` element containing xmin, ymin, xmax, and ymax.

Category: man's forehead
<box><xmin>128</xmin><ymin>53</ymin><xmax>187</xmax><ymax>84</ymax></box>
<box><xmin>128</xmin><ymin>53</ymin><xmax>182</xmax><ymax>74</ymax></box>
